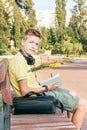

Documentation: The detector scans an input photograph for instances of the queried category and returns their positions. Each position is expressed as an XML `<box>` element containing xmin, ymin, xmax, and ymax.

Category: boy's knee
<box><xmin>77</xmin><ymin>97</ymin><xmax>87</xmax><ymax>111</ymax></box>
<box><xmin>79</xmin><ymin>97</ymin><xmax>86</xmax><ymax>106</ymax></box>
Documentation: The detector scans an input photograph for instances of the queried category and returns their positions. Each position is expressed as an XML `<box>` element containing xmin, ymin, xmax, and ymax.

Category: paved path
<box><xmin>35</xmin><ymin>61</ymin><xmax>87</xmax><ymax>130</ymax></box>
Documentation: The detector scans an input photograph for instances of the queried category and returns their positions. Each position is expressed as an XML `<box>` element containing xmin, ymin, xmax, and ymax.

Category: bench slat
<box><xmin>0</xmin><ymin>59</ymin><xmax>8</xmax><ymax>83</ymax></box>
<box><xmin>0</xmin><ymin>59</ymin><xmax>12</xmax><ymax>105</ymax></box>
<box><xmin>1</xmin><ymin>73</ymin><xmax>12</xmax><ymax>105</ymax></box>
<box><xmin>11</xmin><ymin>114</ymin><xmax>77</xmax><ymax>130</ymax></box>
<box><xmin>11</xmin><ymin>110</ymin><xmax>77</xmax><ymax>130</ymax></box>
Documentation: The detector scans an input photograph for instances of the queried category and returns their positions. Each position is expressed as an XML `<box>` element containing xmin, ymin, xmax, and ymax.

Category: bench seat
<box><xmin>11</xmin><ymin>110</ymin><xmax>77</xmax><ymax>130</ymax></box>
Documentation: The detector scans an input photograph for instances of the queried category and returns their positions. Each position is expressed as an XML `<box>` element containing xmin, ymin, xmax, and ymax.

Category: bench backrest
<box><xmin>0</xmin><ymin>59</ymin><xmax>12</xmax><ymax>106</ymax></box>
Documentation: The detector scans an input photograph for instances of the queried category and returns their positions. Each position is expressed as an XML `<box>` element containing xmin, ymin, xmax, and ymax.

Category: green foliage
<box><xmin>72</xmin><ymin>42</ymin><xmax>83</xmax><ymax>56</ymax></box>
<box><xmin>21</xmin><ymin>0</ymin><xmax>37</xmax><ymax>28</ymax></box>
<box><xmin>52</xmin><ymin>35</ymin><xmax>83</xmax><ymax>56</ymax></box>
<box><xmin>0</xmin><ymin>0</ymin><xmax>87</xmax><ymax>55</ymax></box>
<box><xmin>69</xmin><ymin>0</ymin><xmax>87</xmax><ymax>52</ymax></box>
<box><xmin>0</xmin><ymin>49</ymin><xmax>6</xmax><ymax>55</ymax></box>
<box><xmin>52</xmin><ymin>42</ymin><xmax>61</xmax><ymax>54</ymax></box>
<box><xmin>9</xmin><ymin>48</ymin><xmax>19</xmax><ymax>55</ymax></box>
<box><xmin>40</xmin><ymin>27</ymin><xmax>48</xmax><ymax>49</ymax></box>
<box><xmin>35</xmin><ymin>48</ymin><xmax>45</xmax><ymax>55</ymax></box>
<box><xmin>61</xmin><ymin>36</ymin><xmax>73</xmax><ymax>56</ymax></box>
<box><xmin>55</xmin><ymin>0</ymin><xmax>67</xmax><ymax>42</ymax></box>
<box><xmin>31</xmin><ymin>64</ymin><xmax>49</xmax><ymax>72</ymax></box>
<box><xmin>0</xmin><ymin>0</ymin><xmax>10</xmax><ymax>49</ymax></box>
<box><xmin>0</xmin><ymin>0</ymin><xmax>37</xmax><ymax>51</ymax></box>
<box><xmin>47</xmin><ymin>28</ymin><xmax>56</xmax><ymax>45</ymax></box>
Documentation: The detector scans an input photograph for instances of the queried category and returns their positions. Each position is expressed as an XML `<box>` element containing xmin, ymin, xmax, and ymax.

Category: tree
<box><xmin>47</xmin><ymin>28</ymin><xmax>56</xmax><ymax>45</ymax></box>
<box><xmin>55</xmin><ymin>0</ymin><xmax>67</xmax><ymax>42</ymax></box>
<box><xmin>72</xmin><ymin>42</ymin><xmax>83</xmax><ymax>56</ymax></box>
<box><xmin>0</xmin><ymin>0</ymin><xmax>37</xmax><ymax>50</ymax></box>
<box><xmin>69</xmin><ymin>0</ymin><xmax>87</xmax><ymax>51</ymax></box>
<box><xmin>11</xmin><ymin>0</ymin><xmax>37</xmax><ymax>48</ymax></box>
<box><xmin>0</xmin><ymin>0</ymin><xmax>10</xmax><ymax>49</ymax></box>
<box><xmin>24</xmin><ymin>0</ymin><xmax>37</xmax><ymax>28</ymax></box>
<box><xmin>40</xmin><ymin>27</ymin><xmax>48</xmax><ymax>50</ymax></box>
<box><xmin>61</xmin><ymin>36</ymin><xmax>73</xmax><ymax>56</ymax></box>
<box><xmin>52</xmin><ymin>42</ymin><xmax>61</xmax><ymax>54</ymax></box>
<box><xmin>10</xmin><ymin>1</ymin><xmax>25</xmax><ymax>48</ymax></box>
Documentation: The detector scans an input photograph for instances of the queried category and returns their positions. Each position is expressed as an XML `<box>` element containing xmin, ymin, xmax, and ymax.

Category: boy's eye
<box><xmin>27</xmin><ymin>41</ymin><xmax>39</xmax><ymax>46</ymax></box>
<box><xmin>36</xmin><ymin>43</ymin><xmax>39</xmax><ymax>46</ymax></box>
<box><xmin>29</xmin><ymin>41</ymin><xmax>34</xmax><ymax>43</ymax></box>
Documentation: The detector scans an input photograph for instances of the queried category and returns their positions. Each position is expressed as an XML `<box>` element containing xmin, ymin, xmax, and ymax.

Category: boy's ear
<box><xmin>21</xmin><ymin>39</ymin><xmax>24</xmax><ymax>46</ymax></box>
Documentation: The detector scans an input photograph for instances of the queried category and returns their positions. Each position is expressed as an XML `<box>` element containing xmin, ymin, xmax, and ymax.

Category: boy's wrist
<box><xmin>42</xmin><ymin>85</ymin><xmax>48</xmax><ymax>92</ymax></box>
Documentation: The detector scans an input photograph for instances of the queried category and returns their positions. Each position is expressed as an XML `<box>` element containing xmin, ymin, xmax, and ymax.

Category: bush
<box><xmin>31</xmin><ymin>64</ymin><xmax>49</xmax><ymax>71</ymax></box>
<box><xmin>0</xmin><ymin>49</ymin><xmax>6</xmax><ymax>55</ymax></box>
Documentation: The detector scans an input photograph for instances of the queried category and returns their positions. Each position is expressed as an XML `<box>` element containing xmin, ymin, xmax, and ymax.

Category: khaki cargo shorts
<box><xmin>45</xmin><ymin>87</ymin><xmax>79</xmax><ymax>113</ymax></box>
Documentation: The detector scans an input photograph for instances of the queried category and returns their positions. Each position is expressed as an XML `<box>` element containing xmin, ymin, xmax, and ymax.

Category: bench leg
<box><xmin>3</xmin><ymin>102</ymin><xmax>11</xmax><ymax>130</ymax></box>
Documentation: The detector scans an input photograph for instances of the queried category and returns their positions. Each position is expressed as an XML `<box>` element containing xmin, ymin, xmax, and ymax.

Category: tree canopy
<box><xmin>0</xmin><ymin>0</ymin><xmax>37</xmax><ymax>51</ymax></box>
<box><xmin>0</xmin><ymin>0</ymin><xmax>87</xmax><ymax>56</ymax></box>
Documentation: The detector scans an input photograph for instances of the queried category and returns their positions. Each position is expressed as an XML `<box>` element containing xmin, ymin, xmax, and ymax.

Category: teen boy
<box><xmin>8</xmin><ymin>29</ymin><xmax>86</xmax><ymax>130</ymax></box>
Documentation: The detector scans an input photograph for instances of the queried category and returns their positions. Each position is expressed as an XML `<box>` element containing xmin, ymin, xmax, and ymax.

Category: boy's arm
<box><xmin>18</xmin><ymin>79</ymin><xmax>45</xmax><ymax>96</ymax></box>
<box><xmin>18</xmin><ymin>79</ymin><xmax>58</xmax><ymax>96</ymax></box>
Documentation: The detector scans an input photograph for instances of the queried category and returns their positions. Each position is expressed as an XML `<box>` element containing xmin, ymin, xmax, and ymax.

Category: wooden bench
<box><xmin>0</xmin><ymin>58</ymin><xmax>78</xmax><ymax>130</ymax></box>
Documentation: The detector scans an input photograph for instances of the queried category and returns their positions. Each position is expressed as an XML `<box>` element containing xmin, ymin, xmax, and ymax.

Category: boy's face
<box><xmin>21</xmin><ymin>35</ymin><xmax>41</xmax><ymax>56</ymax></box>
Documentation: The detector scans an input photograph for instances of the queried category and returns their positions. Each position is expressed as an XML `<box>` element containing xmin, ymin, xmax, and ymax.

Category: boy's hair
<box><xmin>24</xmin><ymin>29</ymin><xmax>42</xmax><ymax>40</ymax></box>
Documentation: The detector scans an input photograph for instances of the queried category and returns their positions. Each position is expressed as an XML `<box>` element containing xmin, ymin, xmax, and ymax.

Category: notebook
<box><xmin>40</xmin><ymin>74</ymin><xmax>62</xmax><ymax>86</ymax></box>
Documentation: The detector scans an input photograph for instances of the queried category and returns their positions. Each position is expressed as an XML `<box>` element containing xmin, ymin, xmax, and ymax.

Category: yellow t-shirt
<box><xmin>8</xmin><ymin>52</ymin><xmax>41</xmax><ymax>96</ymax></box>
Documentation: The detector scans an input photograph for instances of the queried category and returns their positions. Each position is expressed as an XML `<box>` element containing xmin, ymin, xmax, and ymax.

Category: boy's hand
<box><xmin>48</xmin><ymin>82</ymin><xmax>59</xmax><ymax>91</ymax></box>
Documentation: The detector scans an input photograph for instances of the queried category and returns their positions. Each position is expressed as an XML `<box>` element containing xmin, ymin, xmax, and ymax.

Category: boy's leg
<box><xmin>67</xmin><ymin>111</ymin><xmax>73</xmax><ymax>121</ymax></box>
<box><xmin>69</xmin><ymin>91</ymin><xmax>86</xmax><ymax>130</ymax></box>
<box><xmin>45</xmin><ymin>88</ymin><xmax>86</xmax><ymax>130</ymax></box>
<box><xmin>72</xmin><ymin>98</ymin><xmax>86</xmax><ymax>130</ymax></box>
<box><xmin>67</xmin><ymin>99</ymin><xmax>86</xmax><ymax>130</ymax></box>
